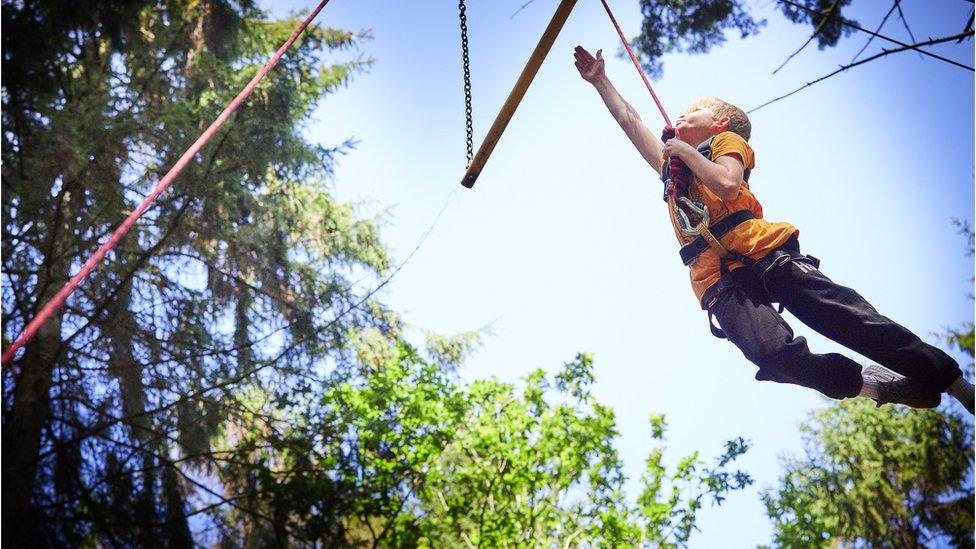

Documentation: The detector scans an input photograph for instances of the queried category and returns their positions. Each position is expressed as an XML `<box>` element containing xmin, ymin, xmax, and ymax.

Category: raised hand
<box><xmin>574</xmin><ymin>45</ymin><xmax>605</xmax><ymax>84</ymax></box>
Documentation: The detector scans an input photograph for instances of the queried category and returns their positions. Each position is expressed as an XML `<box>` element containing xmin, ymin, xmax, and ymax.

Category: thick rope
<box><xmin>598</xmin><ymin>0</ymin><xmax>671</xmax><ymax>127</ymax></box>
<box><xmin>1</xmin><ymin>0</ymin><xmax>331</xmax><ymax>367</ymax></box>
<box><xmin>597</xmin><ymin>0</ymin><xmax>691</xmax><ymax>199</ymax></box>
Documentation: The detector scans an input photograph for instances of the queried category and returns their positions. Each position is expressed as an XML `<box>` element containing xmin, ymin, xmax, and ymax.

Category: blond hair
<box><xmin>690</xmin><ymin>97</ymin><xmax>751</xmax><ymax>141</ymax></box>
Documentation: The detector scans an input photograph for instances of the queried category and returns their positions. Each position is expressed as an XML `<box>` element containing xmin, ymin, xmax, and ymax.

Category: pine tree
<box><xmin>2</xmin><ymin>1</ymin><xmax>383</xmax><ymax>543</ymax></box>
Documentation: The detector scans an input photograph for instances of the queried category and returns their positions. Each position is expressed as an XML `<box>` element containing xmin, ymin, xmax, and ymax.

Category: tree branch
<box><xmin>773</xmin><ymin>0</ymin><xmax>843</xmax><ymax>74</ymax></box>
<box><xmin>147</xmin><ymin>249</ymin><xmax>303</xmax><ymax>314</ymax></box>
<box><xmin>52</xmin><ymin>194</ymin><xmax>196</xmax><ymax>362</ymax></box>
<box><xmin>850</xmin><ymin>1</ymin><xmax>899</xmax><ymax>64</ymax></box>
<box><xmin>778</xmin><ymin>0</ymin><xmax>974</xmax><ymax>71</ymax></box>
<box><xmin>962</xmin><ymin>9</ymin><xmax>975</xmax><ymax>42</ymax></box>
<box><xmin>749</xmin><ymin>31</ymin><xmax>975</xmax><ymax>113</ymax></box>
<box><xmin>36</xmin><ymin>263</ymin><xmax>389</xmax><ymax>455</ymax></box>
<box><xmin>510</xmin><ymin>0</ymin><xmax>539</xmax><ymax>20</ymax></box>
<box><xmin>45</xmin><ymin>410</ymin><xmax>276</xmax><ymax>526</ymax></box>
<box><xmin>893</xmin><ymin>0</ymin><xmax>922</xmax><ymax>59</ymax></box>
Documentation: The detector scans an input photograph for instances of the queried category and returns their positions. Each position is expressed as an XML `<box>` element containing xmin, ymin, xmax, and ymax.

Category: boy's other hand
<box><xmin>574</xmin><ymin>45</ymin><xmax>605</xmax><ymax>84</ymax></box>
<box><xmin>663</xmin><ymin>138</ymin><xmax>695</xmax><ymax>160</ymax></box>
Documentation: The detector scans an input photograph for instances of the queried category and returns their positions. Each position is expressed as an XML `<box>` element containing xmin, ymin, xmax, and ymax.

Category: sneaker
<box><xmin>865</xmin><ymin>365</ymin><xmax>941</xmax><ymax>409</ymax></box>
<box><xmin>946</xmin><ymin>376</ymin><xmax>975</xmax><ymax>415</ymax></box>
<box><xmin>862</xmin><ymin>364</ymin><xmax>900</xmax><ymax>384</ymax></box>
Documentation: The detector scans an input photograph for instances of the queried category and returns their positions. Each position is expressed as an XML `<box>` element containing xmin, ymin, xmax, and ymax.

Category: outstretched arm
<box><xmin>574</xmin><ymin>45</ymin><xmax>664</xmax><ymax>177</ymax></box>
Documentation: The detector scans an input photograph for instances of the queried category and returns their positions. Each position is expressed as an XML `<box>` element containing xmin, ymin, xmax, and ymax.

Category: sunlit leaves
<box><xmin>762</xmin><ymin>401</ymin><xmax>973</xmax><ymax>547</ymax></box>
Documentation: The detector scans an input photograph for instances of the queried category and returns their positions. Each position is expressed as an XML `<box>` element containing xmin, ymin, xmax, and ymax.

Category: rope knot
<box><xmin>661</xmin><ymin>125</ymin><xmax>691</xmax><ymax>199</ymax></box>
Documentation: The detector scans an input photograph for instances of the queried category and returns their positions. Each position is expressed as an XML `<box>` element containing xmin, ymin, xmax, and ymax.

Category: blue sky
<box><xmin>264</xmin><ymin>1</ymin><xmax>973</xmax><ymax>545</ymax></box>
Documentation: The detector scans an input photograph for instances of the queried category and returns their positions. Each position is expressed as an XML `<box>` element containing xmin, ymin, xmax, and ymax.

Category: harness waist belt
<box><xmin>678</xmin><ymin>209</ymin><xmax>756</xmax><ymax>265</ymax></box>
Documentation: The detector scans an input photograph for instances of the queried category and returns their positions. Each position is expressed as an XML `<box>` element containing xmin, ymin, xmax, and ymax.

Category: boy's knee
<box><xmin>746</xmin><ymin>337</ymin><xmax>807</xmax><ymax>383</ymax></box>
<box><xmin>751</xmin><ymin>351</ymin><xmax>801</xmax><ymax>385</ymax></box>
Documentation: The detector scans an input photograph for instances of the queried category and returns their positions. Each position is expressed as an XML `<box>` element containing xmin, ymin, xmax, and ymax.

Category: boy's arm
<box><xmin>663</xmin><ymin>138</ymin><xmax>744</xmax><ymax>202</ymax></box>
<box><xmin>575</xmin><ymin>46</ymin><xmax>664</xmax><ymax>177</ymax></box>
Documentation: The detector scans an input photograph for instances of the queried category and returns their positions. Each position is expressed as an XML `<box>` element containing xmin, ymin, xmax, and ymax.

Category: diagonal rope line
<box><xmin>2</xmin><ymin>0</ymin><xmax>332</xmax><ymax>367</ymax></box>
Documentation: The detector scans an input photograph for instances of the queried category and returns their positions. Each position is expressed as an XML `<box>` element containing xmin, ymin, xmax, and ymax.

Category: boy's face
<box><xmin>675</xmin><ymin>103</ymin><xmax>729</xmax><ymax>145</ymax></box>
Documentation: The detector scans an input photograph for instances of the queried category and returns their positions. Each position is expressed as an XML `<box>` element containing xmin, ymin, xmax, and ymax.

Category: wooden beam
<box><xmin>461</xmin><ymin>0</ymin><xmax>579</xmax><ymax>188</ymax></box>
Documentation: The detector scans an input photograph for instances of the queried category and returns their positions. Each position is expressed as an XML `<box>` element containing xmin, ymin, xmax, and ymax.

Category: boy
<box><xmin>573</xmin><ymin>45</ymin><xmax>974</xmax><ymax>413</ymax></box>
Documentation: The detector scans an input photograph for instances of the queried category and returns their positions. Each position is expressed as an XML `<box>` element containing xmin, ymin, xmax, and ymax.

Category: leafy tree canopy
<box><xmin>632</xmin><ymin>0</ymin><xmax>860</xmax><ymax>79</ymax></box>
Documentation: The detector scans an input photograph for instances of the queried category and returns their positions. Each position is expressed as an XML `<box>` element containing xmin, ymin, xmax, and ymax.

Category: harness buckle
<box><xmin>674</xmin><ymin>197</ymin><xmax>709</xmax><ymax>237</ymax></box>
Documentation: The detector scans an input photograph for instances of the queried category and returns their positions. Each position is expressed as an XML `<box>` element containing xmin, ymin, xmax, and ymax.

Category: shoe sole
<box><xmin>862</xmin><ymin>364</ymin><xmax>903</xmax><ymax>383</ymax></box>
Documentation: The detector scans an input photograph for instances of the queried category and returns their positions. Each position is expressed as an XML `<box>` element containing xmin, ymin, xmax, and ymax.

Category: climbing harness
<box><xmin>678</xmin><ymin>209</ymin><xmax>755</xmax><ymax>265</ymax></box>
<box><xmin>460</xmin><ymin>0</ymin><xmax>579</xmax><ymax>188</ymax></box>
<box><xmin>1</xmin><ymin>0</ymin><xmax>332</xmax><ymax>367</ymax></box>
<box><xmin>459</xmin><ymin>0</ymin><xmax>474</xmax><ymax>166</ymax></box>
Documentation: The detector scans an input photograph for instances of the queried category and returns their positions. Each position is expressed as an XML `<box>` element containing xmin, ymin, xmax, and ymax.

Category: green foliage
<box><xmin>211</xmin><ymin>350</ymin><xmax>752</xmax><ymax>547</ymax></box>
<box><xmin>761</xmin><ymin>400</ymin><xmax>974</xmax><ymax>548</ymax></box>
<box><xmin>946</xmin><ymin>220</ymin><xmax>974</xmax><ymax>377</ymax></box>
<box><xmin>638</xmin><ymin>415</ymin><xmax>752</xmax><ymax>547</ymax></box>
<box><xmin>777</xmin><ymin>0</ymin><xmax>857</xmax><ymax>50</ymax></box>
<box><xmin>414</xmin><ymin>353</ymin><xmax>639</xmax><ymax>547</ymax></box>
<box><xmin>633</xmin><ymin>0</ymin><xmax>766</xmax><ymax>79</ymax></box>
<box><xmin>424</xmin><ymin>328</ymin><xmax>483</xmax><ymax>371</ymax></box>
<box><xmin>948</xmin><ymin>324</ymin><xmax>974</xmax><ymax>365</ymax></box>
<box><xmin>631</xmin><ymin>0</ymin><xmax>858</xmax><ymax>79</ymax></box>
<box><xmin>761</xmin><ymin>224</ymin><xmax>975</xmax><ymax>548</ymax></box>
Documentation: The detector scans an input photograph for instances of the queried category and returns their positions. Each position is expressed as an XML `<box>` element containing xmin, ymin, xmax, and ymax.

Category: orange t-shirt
<box><xmin>663</xmin><ymin>131</ymin><xmax>798</xmax><ymax>305</ymax></box>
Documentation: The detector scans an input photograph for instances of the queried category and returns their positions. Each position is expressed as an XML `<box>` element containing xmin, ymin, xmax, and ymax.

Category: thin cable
<box><xmin>598</xmin><ymin>0</ymin><xmax>672</xmax><ymax>128</ymax></box>
<box><xmin>2</xmin><ymin>0</ymin><xmax>332</xmax><ymax>367</ymax></box>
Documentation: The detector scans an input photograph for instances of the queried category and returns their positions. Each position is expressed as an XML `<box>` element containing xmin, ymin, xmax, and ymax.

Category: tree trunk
<box><xmin>2</xmin><ymin>281</ymin><xmax>65</xmax><ymax>544</ymax></box>
<box><xmin>108</xmin><ymin>272</ymin><xmax>193</xmax><ymax>544</ymax></box>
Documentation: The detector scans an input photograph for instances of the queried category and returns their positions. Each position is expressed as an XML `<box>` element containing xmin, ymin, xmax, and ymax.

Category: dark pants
<box><xmin>708</xmin><ymin>238</ymin><xmax>963</xmax><ymax>399</ymax></box>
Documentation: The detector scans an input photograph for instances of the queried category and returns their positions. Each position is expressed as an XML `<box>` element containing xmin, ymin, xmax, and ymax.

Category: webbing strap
<box><xmin>1</xmin><ymin>0</ymin><xmax>331</xmax><ymax>367</ymax></box>
<box><xmin>697</xmin><ymin>225</ymin><xmax>728</xmax><ymax>256</ymax></box>
<box><xmin>679</xmin><ymin>210</ymin><xmax>756</xmax><ymax>265</ymax></box>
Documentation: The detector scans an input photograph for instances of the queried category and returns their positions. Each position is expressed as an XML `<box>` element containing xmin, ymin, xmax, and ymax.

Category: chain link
<box><xmin>459</xmin><ymin>0</ymin><xmax>474</xmax><ymax>166</ymax></box>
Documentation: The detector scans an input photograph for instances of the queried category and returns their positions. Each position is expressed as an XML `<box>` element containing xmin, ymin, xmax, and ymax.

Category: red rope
<box><xmin>598</xmin><ymin>0</ymin><xmax>671</xmax><ymax>128</ymax></box>
<box><xmin>597</xmin><ymin>0</ymin><xmax>693</xmax><ymax>199</ymax></box>
<box><xmin>1</xmin><ymin>0</ymin><xmax>331</xmax><ymax>367</ymax></box>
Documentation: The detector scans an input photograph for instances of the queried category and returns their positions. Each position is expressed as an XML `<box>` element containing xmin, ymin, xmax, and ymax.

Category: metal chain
<box><xmin>459</xmin><ymin>0</ymin><xmax>474</xmax><ymax>166</ymax></box>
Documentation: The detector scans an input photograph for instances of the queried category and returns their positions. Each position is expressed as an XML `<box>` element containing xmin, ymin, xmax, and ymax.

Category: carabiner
<box><xmin>674</xmin><ymin>197</ymin><xmax>709</xmax><ymax>237</ymax></box>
